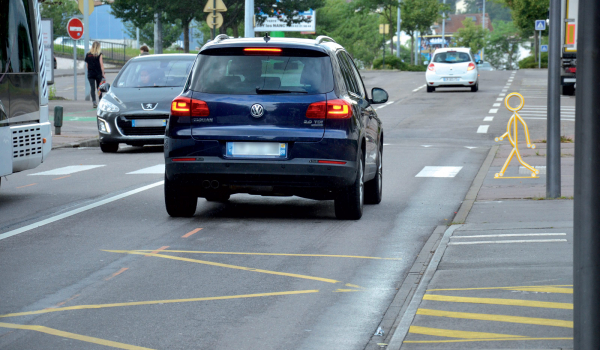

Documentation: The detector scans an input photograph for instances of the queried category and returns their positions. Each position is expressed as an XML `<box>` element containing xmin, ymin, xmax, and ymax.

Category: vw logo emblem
<box><xmin>250</xmin><ymin>104</ymin><xmax>264</xmax><ymax>118</ymax></box>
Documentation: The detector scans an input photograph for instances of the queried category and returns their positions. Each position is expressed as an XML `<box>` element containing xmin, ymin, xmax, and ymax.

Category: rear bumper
<box><xmin>425</xmin><ymin>71</ymin><xmax>478</xmax><ymax>87</ymax></box>
<box><xmin>165</xmin><ymin>157</ymin><xmax>357</xmax><ymax>189</ymax></box>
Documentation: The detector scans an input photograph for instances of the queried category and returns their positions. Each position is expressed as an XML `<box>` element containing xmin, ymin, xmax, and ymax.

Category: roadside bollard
<box><xmin>54</xmin><ymin>106</ymin><xmax>63</xmax><ymax>135</ymax></box>
<box><xmin>494</xmin><ymin>92</ymin><xmax>539</xmax><ymax>179</ymax></box>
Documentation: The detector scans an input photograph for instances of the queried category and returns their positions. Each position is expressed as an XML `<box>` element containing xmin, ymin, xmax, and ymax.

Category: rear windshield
<box><xmin>115</xmin><ymin>58</ymin><xmax>194</xmax><ymax>88</ymax></box>
<box><xmin>190</xmin><ymin>51</ymin><xmax>334</xmax><ymax>95</ymax></box>
<box><xmin>433</xmin><ymin>52</ymin><xmax>472</xmax><ymax>64</ymax></box>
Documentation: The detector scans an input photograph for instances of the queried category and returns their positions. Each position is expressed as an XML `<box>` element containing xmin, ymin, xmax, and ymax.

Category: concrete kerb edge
<box><xmin>385</xmin><ymin>224</ymin><xmax>461</xmax><ymax>350</ymax></box>
<box><xmin>52</xmin><ymin>137</ymin><xmax>100</xmax><ymax>149</ymax></box>
<box><xmin>452</xmin><ymin>144</ymin><xmax>499</xmax><ymax>224</ymax></box>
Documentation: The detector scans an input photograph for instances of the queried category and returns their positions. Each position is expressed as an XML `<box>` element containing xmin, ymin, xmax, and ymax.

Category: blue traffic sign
<box><xmin>541</xmin><ymin>45</ymin><xmax>548</xmax><ymax>52</ymax></box>
<box><xmin>535</xmin><ymin>20</ymin><xmax>546</xmax><ymax>31</ymax></box>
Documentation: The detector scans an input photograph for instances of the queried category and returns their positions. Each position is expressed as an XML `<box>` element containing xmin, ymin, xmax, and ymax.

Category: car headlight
<box><xmin>97</xmin><ymin>118</ymin><xmax>111</xmax><ymax>133</ymax></box>
<box><xmin>98</xmin><ymin>99</ymin><xmax>120</xmax><ymax>113</ymax></box>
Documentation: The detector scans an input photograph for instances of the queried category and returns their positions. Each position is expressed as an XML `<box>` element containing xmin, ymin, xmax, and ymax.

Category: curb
<box><xmin>452</xmin><ymin>144</ymin><xmax>499</xmax><ymax>224</ymax></box>
<box><xmin>52</xmin><ymin>137</ymin><xmax>100</xmax><ymax>149</ymax></box>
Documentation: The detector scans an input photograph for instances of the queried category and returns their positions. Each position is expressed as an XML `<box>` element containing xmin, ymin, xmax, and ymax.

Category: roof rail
<box><xmin>214</xmin><ymin>34</ymin><xmax>230</xmax><ymax>43</ymax></box>
<box><xmin>315</xmin><ymin>36</ymin><xmax>336</xmax><ymax>45</ymax></box>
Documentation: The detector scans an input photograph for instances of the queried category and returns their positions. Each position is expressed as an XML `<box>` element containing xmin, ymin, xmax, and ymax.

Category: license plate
<box><xmin>131</xmin><ymin>119</ymin><xmax>167</xmax><ymax>127</ymax></box>
<box><xmin>443</xmin><ymin>77</ymin><xmax>460</xmax><ymax>82</ymax></box>
<box><xmin>226</xmin><ymin>142</ymin><xmax>287</xmax><ymax>158</ymax></box>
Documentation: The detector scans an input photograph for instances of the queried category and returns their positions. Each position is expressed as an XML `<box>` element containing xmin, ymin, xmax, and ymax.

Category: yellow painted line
<box><xmin>334</xmin><ymin>289</ymin><xmax>361</xmax><ymax>292</ymax></box>
<box><xmin>345</xmin><ymin>283</ymin><xmax>364</xmax><ymax>289</ymax></box>
<box><xmin>0</xmin><ymin>322</ymin><xmax>155</xmax><ymax>349</ymax></box>
<box><xmin>144</xmin><ymin>246</ymin><xmax>169</xmax><ymax>257</ymax></box>
<box><xmin>0</xmin><ymin>290</ymin><xmax>319</xmax><ymax>318</ymax></box>
<box><xmin>105</xmin><ymin>250</ymin><xmax>341</xmax><ymax>284</ymax></box>
<box><xmin>52</xmin><ymin>175</ymin><xmax>71</xmax><ymax>181</ymax></box>
<box><xmin>423</xmin><ymin>294</ymin><xmax>573</xmax><ymax>309</ymax></box>
<box><xmin>105</xmin><ymin>268</ymin><xmax>129</xmax><ymax>281</ymax></box>
<box><xmin>417</xmin><ymin>308</ymin><xmax>573</xmax><ymax>328</ymax></box>
<box><xmin>427</xmin><ymin>284</ymin><xmax>573</xmax><ymax>292</ymax></box>
<box><xmin>511</xmin><ymin>287</ymin><xmax>572</xmax><ymax>294</ymax></box>
<box><xmin>182</xmin><ymin>228</ymin><xmax>202</xmax><ymax>238</ymax></box>
<box><xmin>409</xmin><ymin>325</ymin><xmax>526</xmax><ymax>339</ymax></box>
<box><xmin>16</xmin><ymin>183</ymin><xmax>37</xmax><ymax>189</ymax></box>
<box><xmin>133</xmin><ymin>250</ymin><xmax>401</xmax><ymax>260</ymax></box>
<box><xmin>404</xmin><ymin>337</ymin><xmax>573</xmax><ymax>344</ymax></box>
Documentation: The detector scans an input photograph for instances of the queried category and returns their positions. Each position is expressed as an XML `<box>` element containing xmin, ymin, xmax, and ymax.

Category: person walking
<box><xmin>84</xmin><ymin>41</ymin><xmax>105</xmax><ymax>108</ymax></box>
<box><xmin>139</xmin><ymin>45</ymin><xmax>150</xmax><ymax>56</ymax></box>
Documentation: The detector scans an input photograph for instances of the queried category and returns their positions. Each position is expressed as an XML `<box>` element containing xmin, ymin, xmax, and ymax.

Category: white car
<box><xmin>425</xmin><ymin>48</ymin><xmax>479</xmax><ymax>92</ymax></box>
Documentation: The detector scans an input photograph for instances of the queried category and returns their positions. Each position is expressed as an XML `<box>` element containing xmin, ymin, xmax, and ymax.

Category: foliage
<box><xmin>399</xmin><ymin>0</ymin><xmax>447</xmax><ymax>64</ymax></box>
<box><xmin>461</xmin><ymin>0</ymin><xmax>512</xmax><ymax>22</ymax></box>
<box><xmin>40</xmin><ymin>0</ymin><xmax>80</xmax><ymax>39</ymax></box>
<box><xmin>255</xmin><ymin>0</ymin><xmax>325</xmax><ymax>26</ymax></box>
<box><xmin>372</xmin><ymin>56</ymin><xmax>426</xmax><ymax>71</ymax></box>
<box><xmin>519</xmin><ymin>52</ymin><xmax>547</xmax><ymax>68</ymax></box>
<box><xmin>124</xmin><ymin>21</ymin><xmax>183</xmax><ymax>50</ymax></box>
<box><xmin>453</xmin><ymin>17</ymin><xmax>487</xmax><ymax>54</ymax></box>
<box><xmin>350</xmin><ymin>0</ymin><xmax>400</xmax><ymax>54</ymax></box>
<box><xmin>498</xmin><ymin>0</ymin><xmax>549</xmax><ymax>37</ymax></box>
<box><xmin>485</xmin><ymin>20</ymin><xmax>522</xmax><ymax>69</ymax></box>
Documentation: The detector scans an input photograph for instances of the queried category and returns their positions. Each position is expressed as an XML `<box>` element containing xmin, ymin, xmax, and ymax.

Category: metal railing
<box><xmin>54</xmin><ymin>37</ymin><xmax>127</xmax><ymax>64</ymax></box>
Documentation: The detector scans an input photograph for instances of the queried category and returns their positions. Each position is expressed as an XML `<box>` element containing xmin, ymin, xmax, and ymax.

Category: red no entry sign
<box><xmin>67</xmin><ymin>18</ymin><xmax>84</xmax><ymax>40</ymax></box>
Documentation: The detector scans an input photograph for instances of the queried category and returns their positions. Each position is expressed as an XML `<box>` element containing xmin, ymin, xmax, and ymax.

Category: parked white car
<box><xmin>425</xmin><ymin>47</ymin><xmax>479</xmax><ymax>92</ymax></box>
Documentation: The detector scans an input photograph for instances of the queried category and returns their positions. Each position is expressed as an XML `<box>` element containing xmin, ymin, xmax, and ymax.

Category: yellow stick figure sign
<box><xmin>494</xmin><ymin>92</ymin><xmax>539</xmax><ymax>179</ymax></box>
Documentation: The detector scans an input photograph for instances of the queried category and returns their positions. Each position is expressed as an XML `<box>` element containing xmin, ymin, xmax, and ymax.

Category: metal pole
<box><xmin>84</xmin><ymin>0</ymin><xmax>90</xmax><ymax>101</ymax></box>
<box><xmin>245</xmin><ymin>0</ymin><xmax>254</xmax><ymax>37</ymax></box>
<box><xmin>546</xmin><ymin>0</ymin><xmax>561</xmax><ymax>198</ymax></box>
<box><xmin>73</xmin><ymin>39</ymin><xmax>77</xmax><ymax>101</ymax></box>
<box><xmin>396</xmin><ymin>0</ymin><xmax>401</xmax><ymax>58</ymax></box>
<box><xmin>414</xmin><ymin>31</ymin><xmax>418</xmax><ymax>64</ymax></box>
<box><xmin>136</xmin><ymin>27</ymin><xmax>139</xmax><ymax>49</ymax></box>
<box><xmin>539</xmin><ymin>30</ymin><xmax>542</xmax><ymax>69</ymax></box>
<box><xmin>441</xmin><ymin>0</ymin><xmax>446</xmax><ymax>47</ymax></box>
<box><xmin>575</xmin><ymin>0</ymin><xmax>600</xmax><ymax>347</ymax></box>
<box><xmin>481</xmin><ymin>0</ymin><xmax>485</xmax><ymax>61</ymax></box>
<box><xmin>212</xmin><ymin>0</ymin><xmax>216</xmax><ymax>39</ymax></box>
<box><xmin>382</xmin><ymin>31</ymin><xmax>385</xmax><ymax>68</ymax></box>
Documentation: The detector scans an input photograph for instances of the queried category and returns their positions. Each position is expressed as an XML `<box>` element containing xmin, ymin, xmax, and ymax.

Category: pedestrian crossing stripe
<box><xmin>127</xmin><ymin>164</ymin><xmax>165</xmax><ymax>174</ymax></box>
<box><xmin>415</xmin><ymin>166</ymin><xmax>462</xmax><ymax>178</ymax></box>
<box><xmin>28</xmin><ymin>165</ymin><xmax>105</xmax><ymax>176</ymax></box>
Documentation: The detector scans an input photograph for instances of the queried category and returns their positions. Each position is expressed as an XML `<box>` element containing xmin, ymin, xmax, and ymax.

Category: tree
<box><xmin>485</xmin><ymin>20</ymin><xmax>522</xmax><ymax>69</ymax></box>
<box><xmin>400</xmin><ymin>0</ymin><xmax>446</xmax><ymax>64</ymax></box>
<box><xmin>498</xmin><ymin>0</ymin><xmax>549</xmax><ymax>59</ymax></box>
<box><xmin>255</xmin><ymin>0</ymin><xmax>325</xmax><ymax>26</ymax></box>
<box><xmin>124</xmin><ymin>21</ymin><xmax>183</xmax><ymax>50</ymax></box>
<box><xmin>453</xmin><ymin>17</ymin><xmax>487</xmax><ymax>54</ymax></box>
<box><xmin>461</xmin><ymin>0</ymin><xmax>512</xmax><ymax>22</ymax></box>
<box><xmin>40</xmin><ymin>0</ymin><xmax>79</xmax><ymax>39</ymax></box>
<box><xmin>164</xmin><ymin>0</ymin><xmax>204</xmax><ymax>52</ymax></box>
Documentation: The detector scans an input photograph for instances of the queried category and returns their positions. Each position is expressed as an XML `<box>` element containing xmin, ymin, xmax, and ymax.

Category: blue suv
<box><xmin>164</xmin><ymin>35</ymin><xmax>389</xmax><ymax>220</ymax></box>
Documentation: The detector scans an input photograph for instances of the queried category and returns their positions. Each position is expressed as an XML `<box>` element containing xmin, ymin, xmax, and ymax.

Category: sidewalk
<box><xmin>385</xmin><ymin>144</ymin><xmax>574</xmax><ymax>349</ymax></box>
<box><xmin>48</xmin><ymin>99</ymin><xmax>99</xmax><ymax>149</ymax></box>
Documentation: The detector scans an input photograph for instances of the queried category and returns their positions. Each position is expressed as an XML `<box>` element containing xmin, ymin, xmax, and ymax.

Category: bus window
<box><xmin>9</xmin><ymin>0</ymin><xmax>35</xmax><ymax>73</ymax></box>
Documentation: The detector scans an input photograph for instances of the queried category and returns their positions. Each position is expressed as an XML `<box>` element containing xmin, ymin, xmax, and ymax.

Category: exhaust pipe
<box><xmin>202</xmin><ymin>180</ymin><xmax>211</xmax><ymax>189</ymax></box>
<box><xmin>210</xmin><ymin>180</ymin><xmax>220</xmax><ymax>189</ymax></box>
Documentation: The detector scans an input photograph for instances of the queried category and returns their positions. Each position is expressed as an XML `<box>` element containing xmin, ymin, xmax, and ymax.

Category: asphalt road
<box><xmin>1</xmin><ymin>69</ymin><xmax>515</xmax><ymax>350</ymax></box>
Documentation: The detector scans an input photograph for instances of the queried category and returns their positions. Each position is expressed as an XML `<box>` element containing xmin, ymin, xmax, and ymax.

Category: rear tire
<box><xmin>471</xmin><ymin>82</ymin><xmax>479</xmax><ymax>92</ymax></box>
<box><xmin>561</xmin><ymin>84</ymin><xmax>575</xmax><ymax>96</ymax></box>
<box><xmin>334</xmin><ymin>151</ymin><xmax>364</xmax><ymax>220</ymax></box>
<box><xmin>427</xmin><ymin>86</ymin><xmax>435</xmax><ymax>93</ymax></box>
<box><xmin>164</xmin><ymin>176</ymin><xmax>197</xmax><ymax>217</ymax></box>
<box><xmin>365</xmin><ymin>147</ymin><xmax>382</xmax><ymax>204</ymax></box>
<box><xmin>100</xmin><ymin>142</ymin><xmax>119</xmax><ymax>153</ymax></box>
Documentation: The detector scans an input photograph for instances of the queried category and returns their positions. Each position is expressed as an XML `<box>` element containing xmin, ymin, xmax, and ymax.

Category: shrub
<box><xmin>519</xmin><ymin>53</ymin><xmax>548</xmax><ymax>68</ymax></box>
<box><xmin>372</xmin><ymin>56</ymin><xmax>426</xmax><ymax>71</ymax></box>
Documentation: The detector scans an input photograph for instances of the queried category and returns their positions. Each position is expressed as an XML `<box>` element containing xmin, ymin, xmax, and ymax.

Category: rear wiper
<box><xmin>256</xmin><ymin>87</ymin><xmax>307</xmax><ymax>94</ymax></box>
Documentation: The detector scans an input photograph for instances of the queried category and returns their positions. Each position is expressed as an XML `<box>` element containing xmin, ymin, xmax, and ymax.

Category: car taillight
<box><xmin>428</xmin><ymin>63</ymin><xmax>435</xmax><ymax>71</ymax></box>
<box><xmin>244</xmin><ymin>48</ymin><xmax>282</xmax><ymax>55</ymax></box>
<box><xmin>306</xmin><ymin>99</ymin><xmax>352</xmax><ymax>119</ymax></box>
<box><xmin>567</xmin><ymin>67</ymin><xmax>576</xmax><ymax>73</ymax></box>
<box><xmin>468</xmin><ymin>62</ymin><xmax>476</xmax><ymax>71</ymax></box>
<box><xmin>171</xmin><ymin>97</ymin><xmax>209</xmax><ymax>117</ymax></box>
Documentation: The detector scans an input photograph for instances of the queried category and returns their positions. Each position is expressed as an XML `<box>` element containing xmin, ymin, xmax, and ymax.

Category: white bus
<box><xmin>0</xmin><ymin>0</ymin><xmax>52</xmax><ymax>187</ymax></box>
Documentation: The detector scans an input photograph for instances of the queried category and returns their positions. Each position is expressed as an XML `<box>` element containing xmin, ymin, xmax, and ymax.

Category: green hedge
<box><xmin>372</xmin><ymin>56</ymin><xmax>426</xmax><ymax>71</ymax></box>
<box><xmin>519</xmin><ymin>53</ymin><xmax>548</xmax><ymax>69</ymax></box>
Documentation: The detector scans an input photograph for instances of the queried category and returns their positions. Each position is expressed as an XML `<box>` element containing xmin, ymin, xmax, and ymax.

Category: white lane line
<box><xmin>465</xmin><ymin>146</ymin><xmax>477</xmax><ymax>149</ymax></box>
<box><xmin>493</xmin><ymin>103</ymin><xmax>501</xmax><ymax>107</ymax></box>
<box><xmin>489</xmin><ymin>109</ymin><xmax>498</xmax><ymax>114</ymax></box>
<box><xmin>521</xmin><ymin>106</ymin><xmax>575</xmax><ymax>110</ymax></box>
<box><xmin>415</xmin><ymin>166</ymin><xmax>463</xmax><ymax>178</ymax></box>
<box><xmin>421</xmin><ymin>145</ymin><xmax>433</xmax><ymax>148</ymax></box>
<box><xmin>477</xmin><ymin>125</ymin><xmax>489</xmax><ymax>133</ymax></box>
<box><xmin>127</xmin><ymin>164</ymin><xmax>165</xmax><ymax>175</ymax></box>
<box><xmin>453</xmin><ymin>233</ymin><xmax>566</xmax><ymax>239</ymax></box>
<box><xmin>496</xmin><ymin>98</ymin><xmax>503</xmax><ymax>102</ymax></box>
<box><xmin>385</xmin><ymin>100</ymin><xmax>395</xmax><ymax>105</ymax></box>
<box><xmin>449</xmin><ymin>239</ymin><xmax>567</xmax><ymax>245</ymax></box>
<box><xmin>499</xmin><ymin>93</ymin><xmax>506</xmax><ymax>97</ymax></box>
<box><xmin>483</xmin><ymin>116</ymin><xmax>494</xmax><ymax>121</ymax></box>
<box><xmin>413</xmin><ymin>85</ymin><xmax>427</xmax><ymax>92</ymax></box>
<box><xmin>0</xmin><ymin>181</ymin><xmax>164</xmax><ymax>242</ymax></box>
<box><xmin>29</xmin><ymin>165</ymin><xmax>105</xmax><ymax>176</ymax></box>
<box><xmin>502</xmin><ymin>89</ymin><xmax>508</xmax><ymax>92</ymax></box>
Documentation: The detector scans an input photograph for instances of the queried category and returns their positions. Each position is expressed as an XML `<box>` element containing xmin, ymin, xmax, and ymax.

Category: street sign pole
<box><xmin>545</xmin><ymin>10</ymin><xmax>560</xmax><ymax>199</ymax></box>
<box><xmin>539</xmin><ymin>30</ymin><xmax>541</xmax><ymax>69</ymax></box>
<box><xmin>83</xmin><ymin>0</ymin><xmax>90</xmax><ymax>101</ymax></box>
<box><xmin>441</xmin><ymin>0</ymin><xmax>446</xmax><ymax>48</ymax></box>
<box><xmin>396</xmin><ymin>0</ymin><xmax>401</xmax><ymax>58</ymax></box>
<box><xmin>67</xmin><ymin>18</ymin><xmax>84</xmax><ymax>101</ymax></box>
<box><xmin>245</xmin><ymin>0</ymin><xmax>254</xmax><ymax>37</ymax></box>
<box><xmin>481</xmin><ymin>0</ymin><xmax>485</xmax><ymax>61</ymax></box>
<box><xmin>574</xmin><ymin>0</ymin><xmax>600</xmax><ymax>345</ymax></box>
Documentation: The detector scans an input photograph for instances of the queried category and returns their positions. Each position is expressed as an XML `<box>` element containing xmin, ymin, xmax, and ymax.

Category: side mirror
<box><xmin>99</xmin><ymin>82</ymin><xmax>111</xmax><ymax>93</ymax></box>
<box><xmin>371</xmin><ymin>88</ymin><xmax>388</xmax><ymax>105</ymax></box>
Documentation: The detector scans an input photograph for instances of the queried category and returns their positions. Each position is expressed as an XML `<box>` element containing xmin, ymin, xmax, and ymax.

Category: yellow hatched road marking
<box><xmin>423</xmin><ymin>294</ymin><xmax>573</xmax><ymax>309</ymax></box>
<box><xmin>0</xmin><ymin>290</ymin><xmax>319</xmax><ymax>318</ymax></box>
<box><xmin>417</xmin><ymin>308</ymin><xmax>573</xmax><ymax>328</ymax></box>
<box><xmin>132</xmin><ymin>250</ymin><xmax>402</xmax><ymax>260</ymax></box>
<box><xmin>409</xmin><ymin>325</ymin><xmax>525</xmax><ymax>339</ymax></box>
<box><xmin>0</xmin><ymin>322</ymin><xmax>155</xmax><ymax>349</ymax></box>
<box><xmin>404</xmin><ymin>337</ymin><xmax>573</xmax><ymax>344</ymax></box>
<box><xmin>427</xmin><ymin>284</ymin><xmax>572</xmax><ymax>293</ymax></box>
<box><xmin>105</xmin><ymin>250</ymin><xmax>341</xmax><ymax>284</ymax></box>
